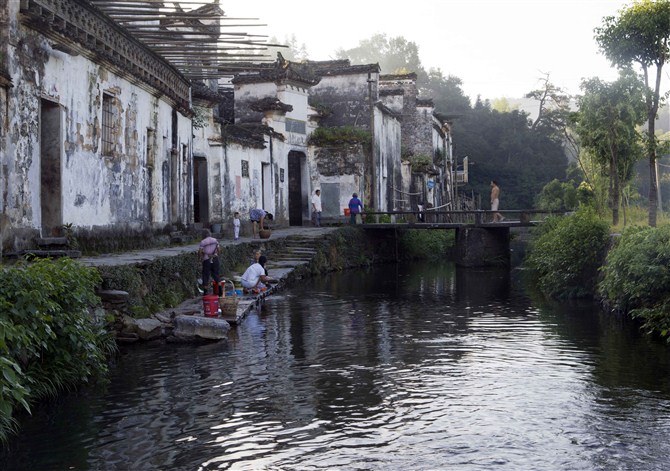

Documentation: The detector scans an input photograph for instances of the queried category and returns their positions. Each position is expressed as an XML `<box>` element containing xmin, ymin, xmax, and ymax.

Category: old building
<box><xmin>0</xmin><ymin>0</ymin><xmax>193</xmax><ymax>255</ymax></box>
<box><xmin>379</xmin><ymin>73</ymin><xmax>455</xmax><ymax>213</ymax></box>
<box><xmin>0</xmin><ymin>1</ymin><xmax>458</xmax><ymax>255</ymax></box>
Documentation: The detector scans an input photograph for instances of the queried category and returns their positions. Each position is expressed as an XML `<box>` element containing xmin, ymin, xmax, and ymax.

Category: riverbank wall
<box><xmin>89</xmin><ymin>226</ymin><xmax>402</xmax><ymax>341</ymax></box>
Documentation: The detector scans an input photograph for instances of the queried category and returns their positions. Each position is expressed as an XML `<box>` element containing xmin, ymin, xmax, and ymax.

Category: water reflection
<box><xmin>2</xmin><ymin>261</ymin><xmax>670</xmax><ymax>470</ymax></box>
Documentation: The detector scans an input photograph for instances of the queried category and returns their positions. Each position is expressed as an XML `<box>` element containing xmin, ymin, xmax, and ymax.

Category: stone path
<box><xmin>78</xmin><ymin>226</ymin><xmax>336</xmax><ymax>267</ymax></box>
<box><xmin>88</xmin><ymin>226</ymin><xmax>338</xmax><ymax>338</ymax></box>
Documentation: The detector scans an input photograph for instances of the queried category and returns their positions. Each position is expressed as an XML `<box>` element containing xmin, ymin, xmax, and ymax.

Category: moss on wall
<box><xmin>95</xmin><ymin>227</ymin><xmax>404</xmax><ymax>318</ymax></box>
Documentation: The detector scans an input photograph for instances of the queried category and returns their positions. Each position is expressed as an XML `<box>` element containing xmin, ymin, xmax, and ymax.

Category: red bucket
<box><xmin>344</xmin><ymin>208</ymin><xmax>351</xmax><ymax>216</ymax></box>
<box><xmin>202</xmin><ymin>294</ymin><xmax>219</xmax><ymax>317</ymax></box>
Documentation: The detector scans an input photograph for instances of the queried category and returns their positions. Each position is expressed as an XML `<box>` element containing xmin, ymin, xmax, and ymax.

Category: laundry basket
<box><xmin>219</xmin><ymin>280</ymin><xmax>240</xmax><ymax>317</ymax></box>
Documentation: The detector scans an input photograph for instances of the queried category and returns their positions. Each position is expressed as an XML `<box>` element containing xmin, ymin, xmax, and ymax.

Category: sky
<box><xmin>223</xmin><ymin>0</ymin><xmax>636</xmax><ymax>101</ymax></box>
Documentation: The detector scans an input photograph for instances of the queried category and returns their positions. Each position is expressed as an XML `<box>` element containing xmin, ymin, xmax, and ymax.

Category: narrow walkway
<box><xmin>83</xmin><ymin>226</ymin><xmax>338</xmax><ymax>329</ymax></box>
<box><xmin>78</xmin><ymin>226</ymin><xmax>337</xmax><ymax>267</ymax></box>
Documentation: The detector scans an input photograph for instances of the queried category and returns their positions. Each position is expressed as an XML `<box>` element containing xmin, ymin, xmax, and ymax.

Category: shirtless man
<box><xmin>490</xmin><ymin>180</ymin><xmax>504</xmax><ymax>222</ymax></box>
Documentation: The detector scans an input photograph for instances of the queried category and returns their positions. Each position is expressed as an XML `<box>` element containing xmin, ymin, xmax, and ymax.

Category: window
<box><xmin>101</xmin><ymin>93</ymin><xmax>114</xmax><ymax>156</ymax></box>
<box><xmin>280</xmin><ymin>168</ymin><xmax>285</xmax><ymax>182</ymax></box>
<box><xmin>285</xmin><ymin>118</ymin><xmax>306</xmax><ymax>134</ymax></box>
<box><xmin>241</xmin><ymin>160</ymin><xmax>249</xmax><ymax>178</ymax></box>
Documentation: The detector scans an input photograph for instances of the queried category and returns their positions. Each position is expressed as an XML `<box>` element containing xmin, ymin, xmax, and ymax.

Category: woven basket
<box><xmin>219</xmin><ymin>279</ymin><xmax>240</xmax><ymax>316</ymax></box>
<box><xmin>259</xmin><ymin>229</ymin><xmax>272</xmax><ymax>239</ymax></box>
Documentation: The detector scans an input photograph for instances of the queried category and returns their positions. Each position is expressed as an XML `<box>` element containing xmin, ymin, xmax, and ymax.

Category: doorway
<box><xmin>288</xmin><ymin>151</ymin><xmax>305</xmax><ymax>226</ymax></box>
<box><xmin>40</xmin><ymin>99</ymin><xmax>62</xmax><ymax>236</ymax></box>
<box><xmin>262</xmin><ymin>162</ymin><xmax>272</xmax><ymax>211</ymax></box>
<box><xmin>193</xmin><ymin>157</ymin><xmax>209</xmax><ymax>225</ymax></box>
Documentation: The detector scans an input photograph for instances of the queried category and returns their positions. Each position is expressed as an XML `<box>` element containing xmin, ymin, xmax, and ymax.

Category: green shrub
<box><xmin>400</xmin><ymin>230</ymin><xmax>455</xmax><ymax>259</ymax></box>
<box><xmin>599</xmin><ymin>225</ymin><xmax>670</xmax><ymax>341</ymax></box>
<box><xmin>409</xmin><ymin>154</ymin><xmax>433</xmax><ymax>173</ymax></box>
<box><xmin>307</xmin><ymin>126</ymin><xmax>371</xmax><ymax>148</ymax></box>
<box><xmin>0</xmin><ymin>258</ymin><xmax>116</xmax><ymax>441</ymax></box>
<box><xmin>525</xmin><ymin>207</ymin><xmax>610</xmax><ymax>299</ymax></box>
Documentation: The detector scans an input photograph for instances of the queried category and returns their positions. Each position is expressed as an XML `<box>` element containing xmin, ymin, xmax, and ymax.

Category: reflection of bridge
<box><xmin>359</xmin><ymin>210</ymin><xmax>560</xmax><ymax>267</ymax></box>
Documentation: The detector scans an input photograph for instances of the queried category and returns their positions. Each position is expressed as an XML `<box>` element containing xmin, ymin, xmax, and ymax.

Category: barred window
<box><xmin>101</xmin><ymin>93</ymin><xmax>114</xmax><ymax>156</ymax></box>
<box><xmin>285</xmin><ymin>118</ymin><xmax>306</xmax><ymax>134</ymax></box>
<box><xmin>241</xmin><ymin>160</ymin><xmax>249</xmax><ymax>177</ymax></box>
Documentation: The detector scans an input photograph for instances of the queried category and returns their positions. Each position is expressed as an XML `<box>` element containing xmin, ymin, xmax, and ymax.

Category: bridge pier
<box><xmin>455</xmin><ymin>227</ymin><xmax>510</xmax><ymax>267</ymax></box>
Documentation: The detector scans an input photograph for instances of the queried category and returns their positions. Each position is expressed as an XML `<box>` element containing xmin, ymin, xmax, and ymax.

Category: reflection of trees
<box><xmin>455</xmin><ymin>266</ymin><xmax>510</xmax><ymax>306</ymax></box>
<box><xmin>531</xmin><ymin>295</ymin><xmax>670</xmax><ymax>393</ymax></box>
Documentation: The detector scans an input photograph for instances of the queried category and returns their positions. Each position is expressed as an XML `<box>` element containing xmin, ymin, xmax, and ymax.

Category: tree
<box><xmin>525</xmin><ymin>73</ymin><xmax>572</xmax><ymax>142</ymax></box>
<box><xmin>335</xmin><ymin>33</ymin><xmax>424</xmax><ymax>76</ymax></box>
<box><xmin>336</xmin><ymin>35</ymin><xmax>471</xmax><ymax>113</ymax></box>
<box><xmin>595</xmin><ymin>0</ymin><xmax>670</xmax><ymax>226</ymax></box>
<box><xmin>573</xmin><ymin>71</ymin><xmax>647</xmax><ymax>225</ymax></box>
<box><xmin>453</xmin><ymin>100</ymin><xmax>567</xmax><ymax>209</ymax></box>
<box><xmin>421</xmin><ymin>68</ymin><xmax>471</xmax><ymax>114</ymax></box>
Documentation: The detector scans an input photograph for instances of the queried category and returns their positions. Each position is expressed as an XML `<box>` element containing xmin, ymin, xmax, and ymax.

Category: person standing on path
<box><xmin>348</xmin><ymin>193</ymin><xmax>363</xmax><ymax>224</ymax></box>
<box><xmin>490</xmin><ymin>180</ymin><xmax>504</xmax><ymax>222</ymax></box>
<box><xmin>233</xmin><ymin>212</ymin><xmax>240</xmax><ymax>240</ymax></box>
<box><xmin>249</xmin><ymin>208</ymin><xmax>273</xmax><ymax>238</ymax></box>
<box><xmin>311</xmin><ymin>189</ymin><xmax>322</xmax><ymax>227</ymax></box>
<box><xmin>198</xmin><ymin>229</ymin><xmax>221</xmax><ymax>295</ymax></box>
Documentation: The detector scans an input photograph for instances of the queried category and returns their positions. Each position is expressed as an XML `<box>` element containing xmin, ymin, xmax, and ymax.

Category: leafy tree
<box><xmin>421</xmin><ymin>68</ymin><xmax>471</xmax><ymax>114</ymax></box>
<box><xmin>526</xmin><ymin>73</ymin><xmax>572</xmax><ymax>142</ymax></box>
<box><xmin>335</xmin><ymin>33</ymin><xmax>424</xmax><ymax>77</ymax></box>
<box><xmin>536</xmin><ymin>179</ymin><xmax>579</xmax><ymax>211</ymax></box>
<box><xmin>336</xmin><ymin>34</ymin><xmax>470</xmax><ymax>114</ymax></box>
<box><xmin>595</xmin><ymin>0</ymin><xmax>670</xmax><ymax>226</ymax></box>
<box><xmin>453</xmin><ymin>99</ymin><xmax>567</xmax><ymax>209</ymax></box>
<box><xmin>573</xmin><ymin>71</ymin><xmax>647</xmax><ymax>225</ymax></box>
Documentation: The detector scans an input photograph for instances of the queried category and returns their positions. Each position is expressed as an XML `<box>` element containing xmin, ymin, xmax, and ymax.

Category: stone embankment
<box><xmin>80</xmin><ymin>226</ymin><xmax>388</xmax><ymax>343</ymax></box>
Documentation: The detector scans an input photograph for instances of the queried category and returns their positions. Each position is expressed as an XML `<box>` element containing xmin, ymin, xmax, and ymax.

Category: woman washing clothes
<box><xmin>240</xmin><ymin>255</ymin><xmax>275</xmax><ymax>294</ymax></box>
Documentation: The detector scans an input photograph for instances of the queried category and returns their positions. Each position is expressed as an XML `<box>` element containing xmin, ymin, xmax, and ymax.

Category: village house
<box><xmin>378</xmin><ymin>73</ymin><xmax>455</xmax><ymax>214</ymax></box>
<box><xmin>202</xmin><ymin>59</ymin><xmax>456</xmax><ymax>229</ymax></box>
<box><xmin>0</xmin><ymin>0</ymin><xmax>194</xmax><ymax>256</ymax></box>
<box><xmin>0</xmin><ymin>0</ymin><xmax>458</xmax><ymax>255</ymax></box>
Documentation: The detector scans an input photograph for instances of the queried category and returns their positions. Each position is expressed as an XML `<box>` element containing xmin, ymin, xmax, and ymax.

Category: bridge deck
<box><xmin>361</xmin><ymin>220</ymin><xmax>539</xmax><ymax>229</ymax></box>
<box><xmin>355</xmin><ymin>209</ymin><xmax>560</xmax><ymax>229</ymax></box>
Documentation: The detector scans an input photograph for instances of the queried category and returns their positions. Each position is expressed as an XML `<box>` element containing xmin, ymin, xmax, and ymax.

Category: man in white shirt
<box><xmin>311</xmin><ymin>189</ymin><xmax>322</xmax><ymax>227</ymax></box>
<box><xmin>240</xmin><ymin>255</ymin><xmax>273</xmax><ymax>292</ymax></box>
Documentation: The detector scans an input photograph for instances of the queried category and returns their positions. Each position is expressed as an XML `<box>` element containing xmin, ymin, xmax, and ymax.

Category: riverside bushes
<box><xmin>0</xmin><ymin>258</ymin><xmax>116</xmax><ymax>442</ymax></box>
<box><xmin>599</xmin><ymin>225</ymin><xmax>670</xmax><ymax>342</ymax></box>
<box><xmin>525</xmin><ymin>208</ymin><xmax>610</xmax><ymax>299</ymax></box>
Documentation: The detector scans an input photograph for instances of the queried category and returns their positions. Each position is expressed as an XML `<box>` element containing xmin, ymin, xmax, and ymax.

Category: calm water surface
<box><xmin>2</xmin><ymin>262</ymin><xmax>670</xmax><ymax>470</ymax></box>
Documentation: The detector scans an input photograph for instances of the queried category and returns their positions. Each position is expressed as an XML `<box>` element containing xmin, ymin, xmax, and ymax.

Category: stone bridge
<box><xmin>359</xmin><ymin>210</ymin><xmax>561</xmax><ymax>267</ymax></box>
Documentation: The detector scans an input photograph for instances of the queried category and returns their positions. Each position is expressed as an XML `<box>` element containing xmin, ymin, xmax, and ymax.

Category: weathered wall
<box><xmin>234</xmin><ymin>81</ymin><xmax>277</xmax><ymax>124</ymax></box>
<box><xmin>1</xmin><ymin>0</ymin><xmax>193</xmax><ymax>252</ymax></box>
<box><xmin>309</xmin><ymin>72</ymin><xmax>378</xmax><ymax>128</ymax></box>
<box><xmin>374</xmin><ymin>105</ymin><xmax>402</xmax><ymax>212</ymax></box>
<box><xmin>310</xmin><ymin>144</ymin><xmax>366</xmax><ymax>218</ymax></box>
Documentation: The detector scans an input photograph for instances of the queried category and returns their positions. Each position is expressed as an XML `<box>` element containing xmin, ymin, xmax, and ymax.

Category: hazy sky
<box><xmin>224</xmin><ymin>0</ymin><xmax>636</xmax><ymax>101</ymax></box>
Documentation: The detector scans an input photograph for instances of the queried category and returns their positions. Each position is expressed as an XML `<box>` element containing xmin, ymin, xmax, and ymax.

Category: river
<box><xmin>2</xmin><ymin>261</ymin><xmax>670</xmax><ymax>470</ymax></box>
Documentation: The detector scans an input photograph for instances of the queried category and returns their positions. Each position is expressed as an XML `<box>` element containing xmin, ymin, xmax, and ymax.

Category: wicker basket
<box><xmin>219</xmin><ymin>280</ymin><xmax>240</xmax><ymax>317</ymax></box>
<box><xmin>259</xmin><ymin>229</ymin><xmax>272</xmax><ymax>239</ymax></box>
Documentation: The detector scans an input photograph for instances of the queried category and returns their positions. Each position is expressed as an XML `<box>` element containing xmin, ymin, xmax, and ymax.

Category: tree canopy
<box><xmin>573</xmin><ymin>71</ymin><xmax>647</xmax><ymax>225</ymax></box>
<box><xmin>452</xmin><ymin>99</ymin><xmax>568</xmax><ymax>209</ymax></box>
<box><xmin>595</xmin><ymin>0</ymin><xmax>670</xmax><ymax>226</ymax></box>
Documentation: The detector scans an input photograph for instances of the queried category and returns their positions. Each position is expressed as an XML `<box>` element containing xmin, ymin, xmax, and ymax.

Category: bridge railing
<box><xmin>359</xmin><ymin>209</ymin><xmax>566</xmax><ymax>225</ymax></box>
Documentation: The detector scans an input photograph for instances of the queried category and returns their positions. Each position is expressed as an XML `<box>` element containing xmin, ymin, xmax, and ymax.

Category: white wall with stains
<box><xmin>1</xmin><ymin>6</ymin><xmax>192</xmax><ymax>251</ymax></box>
